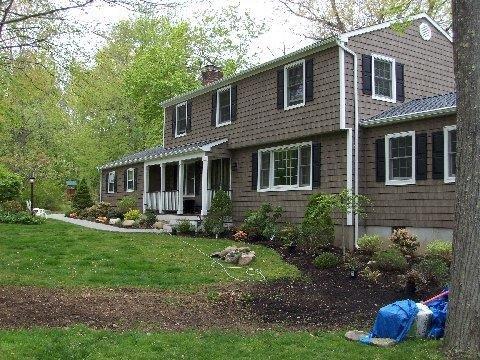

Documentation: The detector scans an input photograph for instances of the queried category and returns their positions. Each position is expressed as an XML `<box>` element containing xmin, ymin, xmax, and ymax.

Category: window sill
<box><xmin>372</xmin><ymin>94</ymin><xmax>396</xmax><ymax>103</ymax></box>
<box><xmin>216</xmin><ymin>121</ymin><xmax>231</xmax><ymax>127</ymax></box>
<box><xmin>284</xmin><ymin>101</ymin><xmax>305</xmax><ymax>111</ymax></box>
<box><xmin>257</xmin><ymin>185</ymin><xmax>312</xmax><ymax>192</ymax></box>
<box><xmin>385</xmin><ymin>179</ymin><xmax>415</xmax><ymax>186</ymax></box>
<box><xmin>175</xmin><ymin>133</ymin><xmax>187</xmax><ymax>138</ymax></box>
<box><xmin>126</xmin><ymin>189</ymin><xmax>135</xmax><ymax>193</ymax></box>
<box><xmin>107</xmin><ymin>191</ymin><xmax>115</xmax><ymax>194</ymax></box>
<box><xmin>444</xmin><ymin>176</ymin><xmax>456</xmax><ymax>184</ymax></box>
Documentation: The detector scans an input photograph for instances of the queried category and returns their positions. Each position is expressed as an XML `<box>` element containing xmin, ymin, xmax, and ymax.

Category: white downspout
<box><xmin>338</xmin><ymin>40</ymin><xmax>360</xmax><ymax>248</ymax></box>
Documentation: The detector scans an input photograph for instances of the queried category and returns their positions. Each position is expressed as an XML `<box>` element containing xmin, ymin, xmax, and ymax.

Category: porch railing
<box><xmin>145</xmin><ymin>191</ymin><xmax>178</xmax><ymax>212</ymax></box>
<box><xmin>207</xmin><ymin>189</ymin><xmax>232</xmax><ymax>209</ymax></box>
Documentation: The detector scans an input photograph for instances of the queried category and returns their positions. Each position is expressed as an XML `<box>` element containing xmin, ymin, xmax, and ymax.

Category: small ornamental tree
<box><xmin>72</xmin><ymin>179</ymin><xmax>93</xmax><ymax>211</ymax></box>
<box><xmin>203</xmin><ymin>190</ymin><xmax>233</xmax><ymax>238</ymax></box>
<box><xmin>0</xmin><ymin>164</ymin><xmax>22</xmax><ymax>203</ymax></box>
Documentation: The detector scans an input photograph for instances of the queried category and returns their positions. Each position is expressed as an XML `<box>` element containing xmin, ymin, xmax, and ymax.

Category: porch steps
<box><xmin>155</xmin><ymin>214</ymin><xmax>202</xmax><ymax>233</ymax></box>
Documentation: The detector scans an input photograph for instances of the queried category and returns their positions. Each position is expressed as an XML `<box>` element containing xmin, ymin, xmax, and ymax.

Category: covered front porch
<box><xmin>143</xmin><ymin>139</ymin><xmax>231</xmax><ymax>216</ymax></box>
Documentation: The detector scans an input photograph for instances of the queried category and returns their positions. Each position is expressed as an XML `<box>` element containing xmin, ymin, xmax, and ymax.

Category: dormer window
<box><xmin>216</xmin><ymin>85</ymin><xmax>231</xmax><ymax>126</ymax></box>
<box><xmin>372</xmin><ymin>54</ymin><xmax>396</xmax><ymax>103</ymax></box>
<box><xmin>284</xmin><ymin>59</ymin><xmax>305</xmax><ymax>110</ymax></box>
<box><xmin>175</xmin><ymin>102</ymin><xmax>187</xmax><ymax>137</ymax></box>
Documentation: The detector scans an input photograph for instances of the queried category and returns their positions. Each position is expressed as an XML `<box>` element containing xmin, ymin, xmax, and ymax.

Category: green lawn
<box><xmin>0</xmin><ymin>220</ymin><xmax>298</xmax><ymax>289</ymax></box>
<box><xmin>0</xmin><ymin>326</ymin><xmax>443</xmax><ymax>360</ymax></box>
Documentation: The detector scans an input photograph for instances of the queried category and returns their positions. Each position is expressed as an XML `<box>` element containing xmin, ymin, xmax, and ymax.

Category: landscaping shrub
<box><xmin>300</xmin><ymin>193</ymin><xmax>336</xmax><ymax>253</ymax></box>
<box><xmin>425</xmin><ymin>240</ymin><xmax>453</xmax><ymax>265</ymax></box>
<box><xmin>0</xmin><ymin>199</ymin><xmax>25</xmax><ymax>213</ymax></box>
<box><xmin>72</xmin><ymin>179</ymin><xmax>93</xmax><ymax>211</ymax></box>
<box><xmin>313</xmin><ymin>252</ymin><xmax>340</xmax><ymax>269</ymax></box>
<box><xmin>0</xmin><ymin>165</ymin><xmax>22</xmax><ymax>203</ymax></box>
<box><xmin>241</xmin><ymin>203</ymin><xmax>283</xmax><ymax>241</ymax></box>
<box><xmin>124</xmin><ymin>209</ymin><xmax>142</xmax><ymax>221</ymax></box>
<box><xmin>143</xmin><ymin>209</ymin><xmax>157</xmax><ymax>227</ymax></box>
<box><xmin>0</xmin><ymin>211</ymin><xmax>44</xmax><ymax>225</ymax></box>
<box><xmin>175</xmin><ymin>219</ymin><xmax>194</xmax><ymax>235</ymax></box>
<box><xmin>117</xmin><ymin>196</ymin><xmax>137</xmax><ymax>214</ymax></box>
<box><xmin>83</xmin><ymin>202</ymin><xmax>112</xmax><ymax>219</ymax></box>
<box><xmin>416</xmin><ymin>257</ymin><xmax>450</xmax><ymax>286</ymax></box>
<box><xmin>357</xmin><ymin>234</ymin><xmax>382</xmax><ymax>255</ymax></box>
<box><xmin>389</xmin><ymin>228</ymin><xmax>420</xmax><ymax>256</ymax></box>
<box><xmin>360</xmin><ymin>266</ymin><xmax>382</xmax><ymax>283</ymax></box>
<box><xmin>278</xmin><ymin>224</ymin><xmax>300</xmax><ymax>246</ymax></box>
<box><xmin>203</xmin><ymin>190</ymin><xmax>232</xmax><ymax>236</ymax></box>
<box><xmin>373</xmin><ymin>248</ymin><xmax>408</xmax><ymax>271</ymax></box>
<box><xmin>233</xmin><ymin>230</ymin><xmax>248</xmax><ymax>242</ymax></box>
<box><xmin>107</xmin><ymin>209</ymin><xmax>123</xmax><ymax>220</ymax></box>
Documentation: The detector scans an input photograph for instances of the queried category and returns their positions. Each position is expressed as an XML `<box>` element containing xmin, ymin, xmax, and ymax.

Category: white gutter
<box><xmin>338</xmin><ymin>40</ymin><xmax>360</xmax><ymax>248</ymax></box>
<box><xmin>361</xmin><ymin>106</ymin><xmax>456</xmax><ymax>127</ymax></box>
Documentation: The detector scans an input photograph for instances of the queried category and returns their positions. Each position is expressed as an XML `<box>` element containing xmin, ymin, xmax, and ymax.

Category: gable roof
<box><xmin>98</xmin><ymin>139</ymin><xmax>228</xmax><ymax>170</ymax></box>
<box><xmin>361</xmin><ymin>92</ymin><xmax>456</xmax><ymax>127</ymax></box>
<box><xmin>160</xmin><ymin>14</ymin><xmax>450</xmax><ymax>109</ymax></box>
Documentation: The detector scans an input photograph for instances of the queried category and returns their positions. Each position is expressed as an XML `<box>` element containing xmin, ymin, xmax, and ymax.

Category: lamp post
<box><xmin>29</xmin><ymin>175</ymin><xmax>35</xmax><ymax>215</ymax></box>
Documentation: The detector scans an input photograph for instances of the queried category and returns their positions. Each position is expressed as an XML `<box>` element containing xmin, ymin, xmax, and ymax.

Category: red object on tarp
<box><xmin>422</xmin><ymin>290</ymin><xmax>449</xmax><ymax>305</ymax></box>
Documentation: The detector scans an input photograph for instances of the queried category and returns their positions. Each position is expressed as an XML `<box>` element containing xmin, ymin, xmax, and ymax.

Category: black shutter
<box><xmin>231</xmin><ymin>85</ymin><xmax>237</xmax><ymax>121</ymax></box>
<box><xmin>276</xmin><ymin>69</ymin><xmax>284</xmax><ymax>109</ymax></box>
<box><xmin>396</xmin><ymin>63</ymin><xmax>405</xmax><ymax>102</ymax></box>
<box><xmin>305</xmin><ymin>58</ymin><xmax>314</xmax><ymax>102</ymax></box>
<box><xmin>186</xmin><ymin>101</ymin><xmax>192</xmax><ymax>132</ymax></box>
<box><xmin>171</xmin><ymin>106</ymin><xmax>176</xmax><ymax>136</ymax></box>
<box><xmin>251</xmin><ymin>152</ymin><xmax>258</xmax><ymax>190</ymax></box>
<box><xmin>375</xmin><ymin>138</ymin><xmax>386</xmax><ymax>182</ymax></box>
<box><xmin>362</xmin><ymin>54</ymin><xmax>372</xmax><ymax>95</ymax></box>
<box><xmin>134</xmin><ymin>168</ymin><xmax>138</xmax><ymax>190</ymax></box>
<box><xmin>114</xmin><ymin>172</ymin><xmax>117</xmax><ymax>192</ymax></box>
<box><xmin>211</xmin><ymin>92</ymin><xmax>217</xmax><ymax>126</ymax></box>
<box><xmin>312</xmin><ymin>141</ymin><xmax>321</xmax><ymax>188</ymax></box>
<box><xmin>123</xmin><ymin>170</ymin><xmax>127</xmax><ymax>191</ymax></box>
<box><xmin>416</xmin><ymin>133</ymin><xmax>427</xmax><ymax>180</ymax></box>
<box><xmin>432</xmin><ymin>131</ymin><xmax>444</xmax><ymax>179</ymax></box>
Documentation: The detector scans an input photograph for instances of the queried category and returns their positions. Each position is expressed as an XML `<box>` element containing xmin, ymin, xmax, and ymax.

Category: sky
<box><xmin>67</xmin><ymin>0</ymin><xmax>314</xmax><ymax>64</ymax></box>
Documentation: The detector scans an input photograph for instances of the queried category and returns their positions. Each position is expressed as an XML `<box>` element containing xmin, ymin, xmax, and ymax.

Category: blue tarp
<box><xmin>427</xmin><ymin>295</ymin><xmax>449</xmax><ymax>339</ymax></box>
<box><xmin>360</xmin><ymin>300</ymin><xmax>419</xmax><ymax>344</ymax></box>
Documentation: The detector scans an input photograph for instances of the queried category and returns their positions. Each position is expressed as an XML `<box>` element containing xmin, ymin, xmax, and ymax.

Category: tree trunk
<box><xmin>444</xmin><ymin>1</ymin><xmax>480</xmax><ymax>358</ymax></box>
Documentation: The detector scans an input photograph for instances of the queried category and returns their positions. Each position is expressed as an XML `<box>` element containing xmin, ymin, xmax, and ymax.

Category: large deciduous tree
<box><xmin>444</xmin><ymin>0</ymin><xmax>480</xmax><ymax>358</ymax></box>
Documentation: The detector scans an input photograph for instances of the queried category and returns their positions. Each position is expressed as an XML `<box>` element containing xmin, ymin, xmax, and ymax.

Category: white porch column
<box><xmin>177</xmin><ymin>160</ymin><xmax>184</xmax><ymax>214</ymax></box>
<box><xmin>160</xmin><ymin>163</ymin><xmax>165</xmax><ymax>214</ymax></box>
<box><xmin>201</xmin><ymin>155</ymin><xmax>209</xmax><ymax>216</ymax></box>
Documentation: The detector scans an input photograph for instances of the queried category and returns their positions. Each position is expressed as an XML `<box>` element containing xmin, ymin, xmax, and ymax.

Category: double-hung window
<box><xmin>126</xmin><ymin>168</ymin><xmax>135</xmax><ymax>192</ymax></box>
<box><xmin>258</xmin><ymin>142</ymin><xmax>312</xmax><ymax>191</ymax></box>
<box><xmin>444</xmin><ymin>125</ymin><xmax>457</xmax><ymax>183</ymax></box>
<box><xmin>385</xmin><ymin>131</ymin><xmax>415</xmax><ymax>185</ymax></box>
<box><xmin>284</xmin><ymin>59</ymin><xmax>305</xmax><ymax>110</ymax></box>
<box><xmin>107</xmin><ymin>171</ymin><xmax>115</xmax><ymax>193</ymax></box>
<box><xmin>216</xmin><ymin>86</ymin><xmax>231</xmax><ymax>126</ymax></box>
<box><xmin>175</xmin><ymin>102</ymin><xmax>187</xmax><ymax>137</ymax></box>
<box><xmin>372</xmin><ymin>54</ymin><xmax>396</xmax><ymax>103</ymax></box>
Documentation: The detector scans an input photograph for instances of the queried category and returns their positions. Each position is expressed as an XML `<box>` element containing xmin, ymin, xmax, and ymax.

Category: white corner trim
<box><xmin>283</xmin><ymin>59</ymin><xmax>306</xmax><ymax>111</ymax></box>
<box><xmin>371</xmin><ymin>53</ymin><xmax>396</xmax><ymax>103</ymax></box>
<box><xmin>385</xmin><ymin>131</ymin><xmax>416</xmax><ymax>186</ymax></box>
<box><xmin>257</xmin><ymin>141</ymin><xmax>313</xmax><ymax>192</ymax></box>
<box><xmin>346</xmin><ymin>128</ymin><xmax>353</xmax><ymax>225</ymax></box>
<box><xmin>339</xmin><ymin>46</ymin><xmax>346</xmax><ymax>129</ymax></box>
<box><xmin>216</xmin><ymin>85</ymin><xmax>232</xmax><ymax>127</ymax></box>
<box><xmin>444</xmin><ymin>125</ymin><xmax>457</xmax><ymax>184</ymax></box>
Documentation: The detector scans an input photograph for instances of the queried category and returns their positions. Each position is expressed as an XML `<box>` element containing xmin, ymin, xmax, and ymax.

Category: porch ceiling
<box><xmin>98</xmin><ymin>139</ymin><xmax>228</xmax><ymax>170</ymax></box>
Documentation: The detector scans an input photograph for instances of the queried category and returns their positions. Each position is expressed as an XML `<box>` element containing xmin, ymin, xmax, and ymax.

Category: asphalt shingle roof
<box><xmin>362</xmin><ymin>92</ymin><xmax>456</xmax><ymax>126</ymax></box>
<box><xmin>99</xmin><ymin>139</ymin><xmax>218</xmax><ymax>169</ymax></box>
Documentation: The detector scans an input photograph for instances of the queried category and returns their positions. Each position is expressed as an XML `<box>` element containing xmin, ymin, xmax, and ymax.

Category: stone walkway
<box><xmin>47</xmin><ymin>213</ymin><xmax>163</xmax><ymax>233</ymax></box>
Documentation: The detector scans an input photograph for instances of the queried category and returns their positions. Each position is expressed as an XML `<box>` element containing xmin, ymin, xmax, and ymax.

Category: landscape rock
<box><xmin>109</xmin><ymin>218</ymin><xmax>121</xmax><ymax>225</ymax></box>
<box><xmin>224</xmin><ymin>251</ymin><xmax>241</xmax><ymax>263</ymax></box>
<box><xmin>345</xmin><ymin>330</ymin><xmax>368</xmax><ymax>341</ymax></box>
<box><xmin>122</xmin><ymin>220</ymin><xmax>135</xmax><ymax>227</ymax></box>
<box><xmin>153</xmin><ymin>221</ymin><xmax>166</xmax><ymax>230</ymax></box>
<box><xmin>163</xmin><ymin>224</ymin><xmax>173</xmax><ymax>233</ymax></box>
<box><xmin>238</xmin><ymin>251</ymin><xmax>256</xmax><ymax>266</ymax></box>
<box><xmin>370</xmin><ymin>338</ymin><xmax>396</xmax><ymax>347</ymax></box>
<box><xmin>219</xmin><ymin>246</ymin><xmax>238</xmax><ymax>258</ymax></box>
<box><xmin>237</xmin><ymin>247</ymin><xmax>251</xmax><ymax>253</ymax></box>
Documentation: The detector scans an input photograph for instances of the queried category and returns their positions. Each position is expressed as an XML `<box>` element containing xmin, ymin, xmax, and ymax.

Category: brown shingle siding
<box><xmin>101</xmin><ymin>164</ymin><xmax>144</xmax><ymax>210</ymax></box>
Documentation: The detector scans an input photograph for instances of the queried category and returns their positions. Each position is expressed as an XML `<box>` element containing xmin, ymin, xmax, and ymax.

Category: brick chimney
<box><xmin>201</xmin><ymin>65</ymin><xmax>223</xmax><ymax>86</ymax></box>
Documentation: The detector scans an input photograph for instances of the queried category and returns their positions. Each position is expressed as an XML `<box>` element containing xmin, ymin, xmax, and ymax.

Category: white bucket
<box><xmin>415</xmin><ymin>303</ymin><xmax>433</xmax><ymax>338</ymax></box>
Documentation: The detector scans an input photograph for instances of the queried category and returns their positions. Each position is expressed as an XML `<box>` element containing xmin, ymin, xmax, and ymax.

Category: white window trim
<box><xmin>257</xmin><ymin>141</ymin><xmax>313</xmax><ymax>192</ymax></box>
<box><xmin>372</xmin><ymin>53</ymin><xmax>396</xmax><ymax>103</ymax></box>
<box><xmin>107</xmin><ymin>171</ymin><xmax>115</xmax><ymax>194</ymax></box>
<box><xmin>284</xmin><ymin>59</ymin><xmax>306</xmax><ymax>111</ymax></box>
<box><xmin>385</xmin><ymin>131</ymin><xmax>416</xmax><ymax>186</ymax></box>
<box><xmin>444</xmin><ymin>125</ymin><xmax>457</xmax><ymax>184</ymax></box>
<box><xmin>183</xmin><ymin>161</ymin><xmax>196</xmax><ymax>197</ymax></box>
<box><xmin>126</xmin><ymin>168</ymin><xmax>135</xmax><ymax>192</ymax></box>
<box><xmin>175</xmin><ymin>101</ymin><xmax>187</xmax><ymax>138</ymax></box>
<box><xmin>216</xmin><ymin>85</ymin><xmax>232</xmax><ymax>127</ymax></box>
